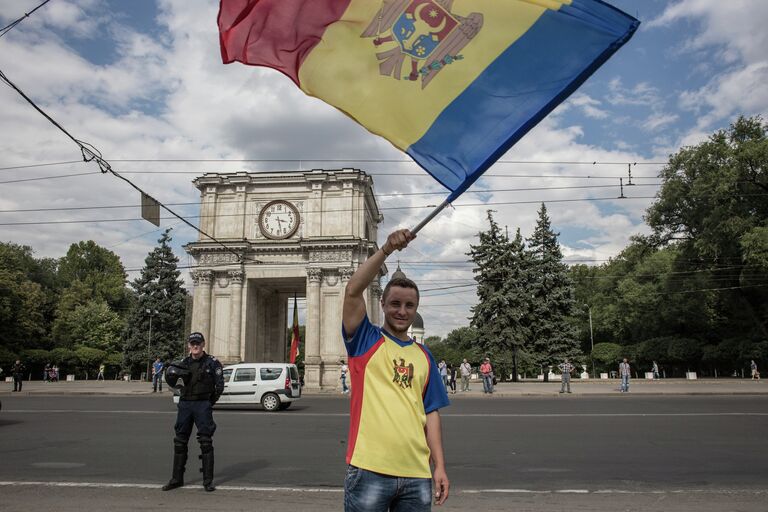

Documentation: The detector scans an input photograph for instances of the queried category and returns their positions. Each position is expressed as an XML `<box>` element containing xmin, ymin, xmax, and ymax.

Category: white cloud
<box><xmin>649</xmin><ymin>0</ymin><xmax>768</xmax><ymax>131</ymax></box>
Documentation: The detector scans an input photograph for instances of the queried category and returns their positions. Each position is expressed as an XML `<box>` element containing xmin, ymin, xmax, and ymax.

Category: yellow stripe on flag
<box><xmin>298</xmin><ymin>0</ymin><xmax>553</xmax><ymax>150</ymax></box>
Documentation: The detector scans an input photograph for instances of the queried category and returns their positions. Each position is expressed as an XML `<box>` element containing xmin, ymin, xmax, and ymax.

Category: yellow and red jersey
<box><xmin>342</xmin><ymin>315</ymin><xmax>449</xmax><ymax>478</ymax></box>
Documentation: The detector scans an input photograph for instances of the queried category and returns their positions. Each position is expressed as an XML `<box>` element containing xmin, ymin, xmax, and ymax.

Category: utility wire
<box><xmin>0</xmin><ymin>0</ymin><xmax>51</xmax><ymax>39</ymax></box>
<box><xmin>0</xmin><ymin>182</ymin><xmax>666</xmax><ymax>213</ymax></box>
<box><xmin>0</xmin><ymin>67</ymin><xmax>247</xmax><ymax>264</ymax></box>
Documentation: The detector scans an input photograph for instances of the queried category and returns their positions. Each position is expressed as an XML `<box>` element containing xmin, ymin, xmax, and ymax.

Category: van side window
<box><xmin>260</xmin><ymin>368</ymin><xmax>282</xmax><ymax>381</ymax></box>
<box><xmin>234</xmin><ymin>368</ymin><xmax>257</xmax><ymax>382</ymax></box>
<box><xmin>223</xmin><ymin>369</ymin><xmax>233</xmax><ymax>382</ymax></box>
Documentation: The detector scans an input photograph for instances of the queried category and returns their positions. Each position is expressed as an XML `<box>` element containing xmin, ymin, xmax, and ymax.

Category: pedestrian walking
<box><xmin>460</xmin><ymin>358</ymin><xmax>472</xmax><ymax>391</ymax></box>
<box><xmin>162</xmin><ymin>332</ymin><xmax>224</xmax><ymax>492</ymax></box>
<box><xmin>619</xmin><ymin>358</ymin><xmax>631</xmax><ymax>392</ymax></box>
<box><xmin>558</xmin><ymin>358</ymin><xmax>574</xmax><ymax>394</ymax></box>
<box><xmin>43</xmin><ymin>363</ymin><xmax>50</xmax><ymax>383</ymax></box>
<box><xmin>340</xmin><ymin>359</ymin><xmax>349</xmax><ymax>393</ymax></box>
<box><xmin>152</xmin><ymin>357</ymin><xmax>164</xmax><ymax>392</ymax></box>
<box><xmin>342</xmin><ymin>228</ymin><xmax>450</xmax><ymax>509</ymax></box>
<box><xmin>480</xmin><ymin>357</ymin><xmax>494</xmax><ymax>394</ymax></box>
<box><xmin>12</xmin><ymin>360</ymin><xmax>25</xmax><ymax>392</ymax></box>
<box><xmin>750</xmin><ymin>360</ymin><xmax>760</xmax><ymax>380</ymax></box>
<box><xmin>652</xmin><ymin>361</ymin><xmax>660</xmax><ymax>380</ymax></box>
<box><xmin>96</xmin><ymin>363</ymin><xmax>105</xmax><ymax>381</ymax></box>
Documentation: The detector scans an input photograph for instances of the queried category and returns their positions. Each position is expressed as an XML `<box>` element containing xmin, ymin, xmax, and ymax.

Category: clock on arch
<box><xmin>258</xmin><ymin>200</ymin><xmax>300</xmax><ymax>239</ymax></box>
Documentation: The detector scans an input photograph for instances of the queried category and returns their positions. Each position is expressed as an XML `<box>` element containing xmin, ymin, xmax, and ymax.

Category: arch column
<box><xmin>370</xmin><ymin>280</ymin><xmax>383</xmax><ymax>326</ymax></box>
<box><xmin>191</xmin><ymin>270</ymin><xmax>213</xmax><ymax>345</ymax></box>
<box><xmin>228</xmin><ymin>269</ymin><xmax>244</xmax><ymax>362</ymax></box>
<box><xmin>305</xmin><ymin>268</ymin><xmax>323</xmax><ymax>388</ymax></box>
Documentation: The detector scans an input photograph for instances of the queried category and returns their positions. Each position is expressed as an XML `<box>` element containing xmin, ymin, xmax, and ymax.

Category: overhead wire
<box><xmin>0</xmin><ymin>66</ymin><xmax>247</xmax><ymax>264</ymax></box>
<box><xmin>0</xmin><ymin>0</ymin><xmax>51</xmax><ymax>39</ymax></box>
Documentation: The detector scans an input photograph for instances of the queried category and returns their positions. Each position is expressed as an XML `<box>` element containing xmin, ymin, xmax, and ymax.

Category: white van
<box><xmin>220</xmin><ymin>363</ymin><xmax>301</xmax><ymax>411</ymax></box>
<box><xmin>172</xmin><ymin>363</ymin><xmax>301</xmax><ymax>411</ymax></box>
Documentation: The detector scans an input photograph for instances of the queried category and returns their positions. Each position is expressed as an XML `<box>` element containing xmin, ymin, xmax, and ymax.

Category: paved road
<box><xmin>1</xmin><ymin>394</ymin><xmax>767</xmax><ymax>510</ymax></box>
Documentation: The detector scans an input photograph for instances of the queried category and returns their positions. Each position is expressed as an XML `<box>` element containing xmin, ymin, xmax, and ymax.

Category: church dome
<box><xmin>391</xmin><ymin>262</ymin><xmax>407</xmax><ymax>281</ymax></box>
<box><xmin>412</xmin><ymin>312</ymin><xmax>424</xmax><ymax>330</ymax></box>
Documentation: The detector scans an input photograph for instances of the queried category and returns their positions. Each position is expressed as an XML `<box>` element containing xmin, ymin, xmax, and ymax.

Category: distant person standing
<box><xmin>340</xmin><ymin>360</ymin><xmax>349</xmax><ymax>394</ymax></box>
<box><xmin>97</xmin><ymin>363</ymin><xmax>105</xmax><ymax>381</ymax></box>
<box><xmin>480</xmin><ymin>357</ymin><xmax>494</xmax><ymax>394</ymax></box>
<box><xmin>152</xmin><ymin>357</ymin><xmax>164</xmax><ymax>392</ymax></box>
<box><xmin>619</xmin><ymin>358</ymin><xmax>631</xmax><ymax>393</ymax></box>
<box><xmin>439</xmin><ymin>360</ymin><xmax>448</xmax><ymax>390</ymax></box>
<box><xmin>448</xmin><ymin>363</ymin><xmax>457</xmax><ymax>394</ymax></box>
<box><xmin>12</xmin><ymin>360</ymin><xmax>25</xmax><ymax>392</ymax></box>
<box><xmin>751</xmin><ymin>360</ymin><xmax>759</xmax><ymax>380</ymax></box>
<box><xmin>558</xmin><ymin>358</ymin><xmax>574</xmax><ymax>394</ymax></box>
<box><xmin>460</xmin><ymin>358</ymin><xmax>472</xmax><ymax>392</ymax></box>
<box><xmin>652</xmin><ymin>361</ymin><xmax>660</xmax><ymax>380</ymax></box>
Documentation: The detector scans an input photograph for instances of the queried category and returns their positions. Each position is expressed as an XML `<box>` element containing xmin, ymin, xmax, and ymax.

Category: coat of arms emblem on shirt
<box><xmin>361</xmin><ymin>0</ymin><xmax>484</xmax><ymax>88</ymax></box>
<box><xmin>392</xmin><ymin>358</ymin><xmax>414</xmax><ymax>388</ymax></box>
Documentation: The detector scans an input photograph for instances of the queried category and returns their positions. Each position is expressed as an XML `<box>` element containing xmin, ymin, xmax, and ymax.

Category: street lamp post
<box><xmin>146</xmin><ymin>309</ymin><xmax>158</xmax><ymax>382</ymax></box>
<box><xmin>588</xmin><ymin>306</ymin><xmax>595</xmax><ymax>378</ymax></box>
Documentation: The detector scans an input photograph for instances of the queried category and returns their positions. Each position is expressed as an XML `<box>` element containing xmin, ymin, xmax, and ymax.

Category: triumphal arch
<box><xmin>184</xmin><ymin>169</ymin><xmax>385</xmax><ymax>389</ymax></box>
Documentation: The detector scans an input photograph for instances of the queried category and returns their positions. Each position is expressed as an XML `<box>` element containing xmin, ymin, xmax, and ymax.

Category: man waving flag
<box><xmin>218</xmin><ymin>0</ymin><xmax>638</xmax><ymax>220</ymax></box>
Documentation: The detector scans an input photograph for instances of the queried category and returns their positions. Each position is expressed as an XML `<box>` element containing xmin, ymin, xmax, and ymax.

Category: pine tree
<box><xmin>469</xmin><ymin>212</ymin><xmax>534</xmax><ymax>380</ymax></box>
<box><xmin>123</xmin><ymin>229</ymin><xmax>188</xmax><ymax>376</ymax></box>
<box><xmin>526</xmin><ymin>204</ymin><xmax>581</xmax><ymax>379</ymax></box>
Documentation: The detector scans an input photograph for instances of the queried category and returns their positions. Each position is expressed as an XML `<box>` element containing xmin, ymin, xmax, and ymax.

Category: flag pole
<box><xmin>410</xmin><ymin>199</ymin><xmax>450</xmax><ymax>236</ymax></box>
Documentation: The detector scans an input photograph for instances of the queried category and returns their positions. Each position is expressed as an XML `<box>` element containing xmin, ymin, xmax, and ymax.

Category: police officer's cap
<box><xmin>188</xmin><ymin>332</ymin><xmax>205</xmax><ymax>345</ymax></box>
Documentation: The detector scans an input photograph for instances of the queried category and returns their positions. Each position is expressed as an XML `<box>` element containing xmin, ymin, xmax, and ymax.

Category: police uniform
<box><xmin>163</xmin><ymin>333</ymin><xmax>224</xmax><ymax>492</ymax></box>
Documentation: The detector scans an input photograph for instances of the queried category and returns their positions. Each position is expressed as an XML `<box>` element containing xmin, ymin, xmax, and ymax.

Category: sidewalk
<box><xmin>2</xmin><ymin>378</ymin><xmax>766</xmax><ymax>396</ymax></box>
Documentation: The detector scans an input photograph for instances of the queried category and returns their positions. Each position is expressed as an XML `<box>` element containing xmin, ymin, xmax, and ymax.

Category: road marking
<box><xmin>1</xmin><ymin>481</ymin><xmax>766</xmax><ymax>495</ymax></box>
<box><xmin>4</xmin><ymin>410</ymin><xmax>768</xmax><ymax>417</ymax></box>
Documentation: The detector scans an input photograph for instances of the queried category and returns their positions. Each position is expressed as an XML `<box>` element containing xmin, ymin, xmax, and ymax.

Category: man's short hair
<box><xmin>382</xmin><ymin>277</ymin><xmax>420</xmax><ymax>304</ymax></box>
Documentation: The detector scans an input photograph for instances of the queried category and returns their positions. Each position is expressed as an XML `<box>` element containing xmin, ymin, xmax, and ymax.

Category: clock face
<box><xmin>258</xmin><ymin>200</ymin><xmax>300</xmax><ymax>239</ymax></box>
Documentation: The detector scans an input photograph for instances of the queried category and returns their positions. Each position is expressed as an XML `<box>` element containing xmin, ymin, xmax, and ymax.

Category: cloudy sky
<box><xmin>1</xmin><ymin>0</ymin><xmax>767</xmax><ymax>338</ymax></box>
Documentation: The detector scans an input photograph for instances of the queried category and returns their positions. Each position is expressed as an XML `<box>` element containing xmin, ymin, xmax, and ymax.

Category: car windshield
<box><xmin>222</xmin><ymin>369</ymin><xmax>233</xmax><ymax>382</ymax></box>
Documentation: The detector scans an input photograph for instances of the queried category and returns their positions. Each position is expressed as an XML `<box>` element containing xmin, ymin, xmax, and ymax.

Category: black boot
<box><xmin>162</xmin><ymin>439</ymin><xmax>187</xmax><ymax>491</ymax></box>
<box><xmin>200</xmin><ymin>442</ymin><xmax>215</xmax><ymax>492</ymax></box>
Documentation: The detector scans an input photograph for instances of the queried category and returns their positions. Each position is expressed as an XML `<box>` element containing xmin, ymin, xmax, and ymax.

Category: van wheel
<box><xmin>261</xmin><ymin>393</ymin><xmax>280</xmax><ymax>412</ymax></box>
<box><xmin>278</xmin><ymin>402</ymin><xmax>292</xmax><ymax>410</ymax></box>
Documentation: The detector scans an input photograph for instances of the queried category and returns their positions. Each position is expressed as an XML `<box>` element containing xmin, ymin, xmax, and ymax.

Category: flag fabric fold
<box><xmin>289</xmin><ymin>294</ymin><xmax>301</xmax><ymax>364</ymax></box>
<box><xmin>219</xmin><ymin>0</ymin><xmax>638</xmax><ymax>201</ymax></box>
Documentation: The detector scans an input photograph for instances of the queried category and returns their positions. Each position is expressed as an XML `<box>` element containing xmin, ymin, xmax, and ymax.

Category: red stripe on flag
<box><xmin>218</xmin><ymin>0</ymin><xmax>352</xmax><ymax>86</ymax></box>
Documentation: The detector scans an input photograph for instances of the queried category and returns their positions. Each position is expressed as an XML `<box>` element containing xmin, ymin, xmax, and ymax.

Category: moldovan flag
<box><xmin>218</xmin><ymin>0</ymin><xmax>638</xmax><ymax>201</ymax></box>
<box><xmin>289</xmin><ymin>295</ymin><xmax>301</xmax><ymax>364</ymax></box>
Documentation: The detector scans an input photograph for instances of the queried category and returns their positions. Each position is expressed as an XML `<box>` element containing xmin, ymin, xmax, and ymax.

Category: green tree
<box><xmin>58</xmin><ymin>240</ymin><xmax>129</xmax><ymax>309</ymax></box>
<box><xmin>468</xmin><ymin>212</ymin><xmax>533</xmax><ymax>379</ymax></box>
<box><xmin>123</xmin><ymin>229</ymin><xmax>188</xmax><ymax>374</ymax></box>
<box><xmin>646</xmin><ymin>116</ymin><xmax>768</xmax><ymax>340</ymax></box>
<box><xmin>526</xmin><ymin>204</ymin><xmax>581</xmax><ymax>377</ymax></box>
<box><xmin>0</xmin><ymin>243</ymin><xmax>49</xmax><ymax>353</ymax></box>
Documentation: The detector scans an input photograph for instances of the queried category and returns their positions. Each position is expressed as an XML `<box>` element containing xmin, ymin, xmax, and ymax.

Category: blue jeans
<box><xmin>620</xmin><ymin>375</ymin><xmax>630</xmax><ymax>392</ymax></box>
<box><xmin>344</xmin><ymin>465</ymin><xmax>432</xmax><ymax>512</ymax></box>
<box><xmin>152</xmin><ymin>372</ymin><xmax>162</xmax><ymax>391</ymax></box>
<box><xmin>482</xmin><ymin>374</ymin><xmax>493</xmax><ymax>393</ymax></box>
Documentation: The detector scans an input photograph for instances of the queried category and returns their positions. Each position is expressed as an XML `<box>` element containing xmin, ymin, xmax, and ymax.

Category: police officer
<box><xmin>162</xmin><ymin>332</ymin><xmax>224</xmax><ymax>492</ymax></box>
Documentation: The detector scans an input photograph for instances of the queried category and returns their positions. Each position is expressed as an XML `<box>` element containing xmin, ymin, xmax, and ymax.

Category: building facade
<box><xmin>184</xmin><ymin>169</ymin><xmax>385</xmax><ymax>389</ymax></box>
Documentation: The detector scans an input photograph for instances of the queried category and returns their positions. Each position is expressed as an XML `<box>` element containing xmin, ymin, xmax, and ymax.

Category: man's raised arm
<box><xmin>342</xmin><ymin>229</ymin><xmax>414</xmax><ymax>337</ymax></box>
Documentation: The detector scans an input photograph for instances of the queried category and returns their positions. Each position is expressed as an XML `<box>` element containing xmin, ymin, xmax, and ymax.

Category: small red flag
<box><xmin>289</xmin><ymin>295</ymin><xmax>300</xmax><ymax>364</ymax></box>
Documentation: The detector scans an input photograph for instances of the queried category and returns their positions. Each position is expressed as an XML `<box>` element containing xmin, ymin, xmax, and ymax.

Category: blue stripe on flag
<box><xmin>406</xmin><ymin>0</ymin><xmax>639</xmax><ymax>201</ymax></box>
